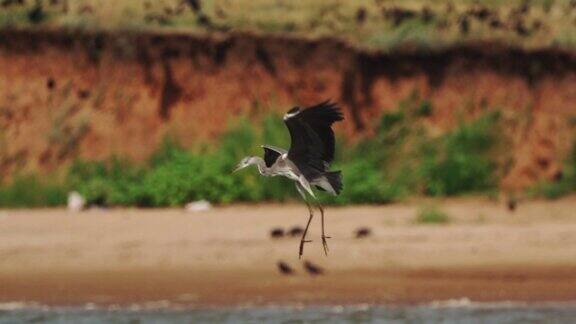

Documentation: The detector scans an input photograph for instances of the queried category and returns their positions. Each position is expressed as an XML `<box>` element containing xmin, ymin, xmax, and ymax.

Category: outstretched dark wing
<box><xmin>261</xmin><ymin>145</ymin><xmax>286</xmax><ymax>167</ymax></box>
<box><xmin>283</xmin><ymin>101</ymin><xmax>344</xmax><ymax>180</ymax></box>
<box><xmin>298</xmin><ymin>101</ymin><xmax>343</xmax><ymax>163</ymax></box>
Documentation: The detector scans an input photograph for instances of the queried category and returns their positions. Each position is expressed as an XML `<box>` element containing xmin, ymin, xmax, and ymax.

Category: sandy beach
<box><xmin>1</xmin><ymin>196</ymin><xmax>576</xmax><ymax>306</ymax></box>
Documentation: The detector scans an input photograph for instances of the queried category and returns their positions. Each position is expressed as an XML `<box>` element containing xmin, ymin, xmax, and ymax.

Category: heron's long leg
<box><xmin>299</xmin><ymin>200</ymin><xmax>314</xmax><ymax>258</ymax></box>
<box><xmin>317</xmin><ymin>202</ymin><xmax>330</xmax><ymax>256</ymax></box>
<box><xmin>296</xmin><ymin>183</ymin><xmax>313</xmax><ymax>259</ymax></box>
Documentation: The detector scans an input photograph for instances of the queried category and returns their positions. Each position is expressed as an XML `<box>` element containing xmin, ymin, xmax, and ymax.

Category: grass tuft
<box><xmin>416</xmin><ymin>205</ymin><xmax>450</xmax><ymax>224</ymax></box>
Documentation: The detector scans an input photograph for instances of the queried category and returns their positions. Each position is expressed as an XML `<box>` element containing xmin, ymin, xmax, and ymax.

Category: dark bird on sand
<box><xmin>270</xmin><ymin>227</ymin><xmax>285</xmax><ymax>239</ymax></box>
<box><xmin>303</xmin><ymin>260</ymin><xmax>324</xmax><ymax>275</ymax></box>
<box><xmin>277</xmin><ymin>261</ymin><xmax>295</xmax><ymax>275</ymax></box>
<box><xmin>234</xmin><ymin>101</ymin><xmax>344</xmax><ymax>258</ymax></box>
<box><xmin>355</xmin><ymin>227</ymin><xmax>372</xmax><ymax>239</ymax></box>
<box><xmin>288</xmin><ymin>226</ymin><xmax>304</xmax><ymax>237</ymax></box>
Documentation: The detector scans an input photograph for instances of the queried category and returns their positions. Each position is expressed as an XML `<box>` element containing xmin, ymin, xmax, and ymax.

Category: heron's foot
<box><xmin>321</xmin><ymin>235</ymin><xmax>331</xmax><ymax>256</ymax></box>
<box><xmin>299</xmin><ymin>239</ymin><xmax>312</xmax><ymax>259</ymax></box>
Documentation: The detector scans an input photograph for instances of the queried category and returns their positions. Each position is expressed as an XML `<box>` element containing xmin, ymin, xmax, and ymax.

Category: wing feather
<box><xmin>261</xmin><ymin>145</ymin><xmax>285</xmax><ymax>168</ymax></box>
<box><xmin>283</xmin><ymin>101</ymin><xmax>343</xmax><ymax>181</ymax></box>
<box><xmin>297</xmin><ymin>101</ymin><xmax>343</xmax><ymax>163</ymax></box>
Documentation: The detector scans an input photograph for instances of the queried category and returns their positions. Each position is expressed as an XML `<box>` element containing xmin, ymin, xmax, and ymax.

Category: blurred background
<box><xmin>0</xmin><ymin>0</ymin><xmax>575</xmax><ymax>206</ymax></box>
<box><xmin>0</xmin><ymin>0</ymin><xmax>576</xmax><ymax>322</ymax></box>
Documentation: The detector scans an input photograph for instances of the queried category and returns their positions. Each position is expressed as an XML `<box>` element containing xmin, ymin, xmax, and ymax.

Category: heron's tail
<box><xmin>325</xmin><ymin>171</ymin><xmax>342</xmax><ymax>195</ymax></box>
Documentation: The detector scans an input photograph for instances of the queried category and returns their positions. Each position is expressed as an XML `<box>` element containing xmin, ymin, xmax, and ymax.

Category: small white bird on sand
<box><xmin>67</xmin><ymin>191</ymin><xmax>85</xmax><ymax>212</ymax></box>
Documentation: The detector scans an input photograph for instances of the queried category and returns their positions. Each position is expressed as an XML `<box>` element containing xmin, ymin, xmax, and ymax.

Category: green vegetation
<box><xmin>416</xmin><ymin>204</ymin><xmax>450</xmax><ymax>224</ymax></box>
<box><xmin>330</xmin><ymin>94</ymin><xmax>502</xmax><ymax>204</ymax></box>
<box><xmin>420</xmin><ymin>112</ymin><xmax>500</xmax><ymax>196</ymax></box>
<box><xmin>529</xmin><ymin>142</ymin><xmax>576</xmax><ymax>200</ymax></box>
<box><xmin>64</xmin><ymin>119</ymin><xmax>298</xmax><ymax>206</ymax></box>
<box><xmin>0</xmin><ymin>97</ymin><xmax>507</xmax><ymax>207</ymax></box>
<box><xmin>0</xmin><ymin>175</ymin><xmax>66</xmax><ymax>208</ymax></box>
<box><xmin>1</xmin><ymin>0</ymin><xmax>575</xmax><ymax>51</ymax></box>
<box><xmin>1</xmin><ymin>105</ymin><xmax>567</xmax><ymax>208</ymax></box>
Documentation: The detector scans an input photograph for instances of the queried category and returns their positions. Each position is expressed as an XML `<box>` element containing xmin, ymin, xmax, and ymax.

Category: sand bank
<box><xmin>1</xmin><ymin>197</ymin><xmax>576</xmax><ymax>305</ymax></box>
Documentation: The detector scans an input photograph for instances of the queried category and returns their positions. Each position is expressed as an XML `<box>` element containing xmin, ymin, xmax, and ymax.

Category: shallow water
<box><xmin>2</xmin><ymin>301</ymin><xmax>576</xmax><ymax>323</ymax></box>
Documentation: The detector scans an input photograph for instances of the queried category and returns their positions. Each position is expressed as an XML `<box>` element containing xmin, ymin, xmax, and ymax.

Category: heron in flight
<box><xmin>233</xmin><ymin>101</ymin><xmax>343</xmax><ymax>257</ymax></box>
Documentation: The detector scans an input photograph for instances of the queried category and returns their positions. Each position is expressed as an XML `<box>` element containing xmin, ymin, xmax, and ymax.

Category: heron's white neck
<box><xmin>248</xmin><ymin>157</ymin><xmax>270</xmax><ymax>176</ymax></box>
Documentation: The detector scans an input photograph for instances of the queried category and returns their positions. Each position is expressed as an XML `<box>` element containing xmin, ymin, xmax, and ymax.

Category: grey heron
<box><xmin>233</xmin><ymin>101</ymin><xmax>344</xmax><ymax>257</ymax></box>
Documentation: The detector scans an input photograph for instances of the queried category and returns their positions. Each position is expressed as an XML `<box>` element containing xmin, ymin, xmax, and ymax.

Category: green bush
<box><xmin>416</xmin><ymin>205</ymin><xmax>450</xmax><ymax>224</ymax></box>
<box><xmin>67</xmin><ymin>158</ymin><xmax>148</xmax><ymax>206</ymax></box>
<box><xmin>322</xmin><ymin>160</ymin><xmax>402</xmax><ymax>205</ymax></box>
<box><xmin>530</xmin><ymin>181</ymin><xmax>572</xmax><ymax>200</ymax></box>
<box><xmin>63</xmin><ymin>118</ymin><xmax>298</xmax><ymax>207</ymax></box>
<box><xmin>420</xmin><ymin>113</ymin><xmax>499</xmax><ymax>196</ymax></box>
<box><xmin>0</xmin><ymin>175</ymin><xmax>67</xmax><ymax>207</ymax></box>
<box><xmin>346</xmin><ymin>104</ymin><xmax>499</xmax><ymax>200</ymax></box>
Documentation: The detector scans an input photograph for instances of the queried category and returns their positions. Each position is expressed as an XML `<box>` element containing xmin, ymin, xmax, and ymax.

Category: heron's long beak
<box><xmin>232</xmin><ymin>165</ymin><xmax>242</xmax><ymax>173</ymax></box>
